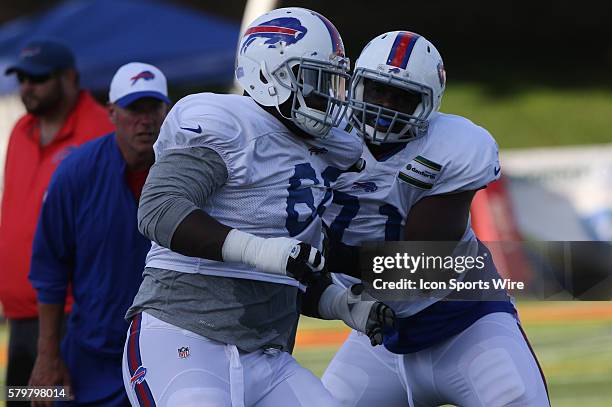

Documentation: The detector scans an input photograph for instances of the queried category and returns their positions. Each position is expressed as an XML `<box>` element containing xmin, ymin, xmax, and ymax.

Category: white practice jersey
<box><xmin>145</xmin><ymin>93</ymin><xmax>362</xmax><ymax>288</ymax></box>
<box><xmin>323</xmin><ymin>112</ymin><xmax>501</xmax><ymax>315</ymax></box>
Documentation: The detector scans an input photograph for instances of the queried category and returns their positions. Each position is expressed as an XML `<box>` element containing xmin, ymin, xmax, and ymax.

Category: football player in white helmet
<box><xmin>121</xmin><ymin>8</ymin><xmax>392</xmax><ymax>407</ymax></box>
<box><xmin>321</xmin><ymin>31</ymin><xmax>550</xmax><ymax>406</ymax></box>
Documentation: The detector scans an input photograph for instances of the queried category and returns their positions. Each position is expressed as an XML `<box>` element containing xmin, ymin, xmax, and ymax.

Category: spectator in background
<box><xmin>28</xmin><ymin>62</ymin><xmax>170</xmax><ymax>406</ymax></box>
<box><xmin>0</xmin><ymin>39</ymin><xmax>113</xmax><ymax>398</ymax></box>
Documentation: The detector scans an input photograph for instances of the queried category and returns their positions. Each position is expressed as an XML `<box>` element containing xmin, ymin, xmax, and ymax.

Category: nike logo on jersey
<box><xmin>180</xmin><ymin>125</ymin><xmax>202</xmax><ymax>134</ymax></box>
<box><xmin>494</xmin><ymin>166</ymin><xmax>501</xmax><ymax>176</ymax></box>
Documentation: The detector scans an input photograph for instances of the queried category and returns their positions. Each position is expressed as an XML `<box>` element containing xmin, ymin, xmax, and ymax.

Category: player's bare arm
<box><xmin>404</xmin><ymin>190</ymin><xmax>476</xmax><ymax>241</ymax></box>
<box><xmin>170</xmin><ymin>209</ymin><xmax>231</xmax><ymax>261</ymax></box>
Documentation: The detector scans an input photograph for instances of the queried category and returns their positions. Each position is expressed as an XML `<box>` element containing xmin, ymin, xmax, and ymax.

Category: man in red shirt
<box><xmin>0</xmin><ymin>39</ymin><xmax>114</xmax><ymax>394</ymax></box>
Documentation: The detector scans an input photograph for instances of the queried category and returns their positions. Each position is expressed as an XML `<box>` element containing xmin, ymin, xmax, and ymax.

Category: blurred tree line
<box><xmin>2</xmin><ymin>0</ymin><xmax>611</xmax><ymax>89</ymax></box>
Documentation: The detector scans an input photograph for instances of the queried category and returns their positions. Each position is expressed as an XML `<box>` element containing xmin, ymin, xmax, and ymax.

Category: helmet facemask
<box><xmin>350</xmin><ymin>68</ymin><xmax>434</xmax><ymax>144</ymax></box>
<box><xmin>272</xmin><ymin>56</ymin><xmax>350</xmax><ymax>138</ymax></box>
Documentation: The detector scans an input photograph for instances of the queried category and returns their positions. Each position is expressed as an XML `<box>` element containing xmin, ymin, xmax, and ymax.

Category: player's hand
<box><xmin>284</xmin><ymin>242</ymin><xmax>325</xmax><ymax>284</ymax></box>
<box><xmin>363</xmin><ymin>296</ymin><xmax>396</xmax><ymax>346</ymax></box>
<box><xmin>29</xmin><ymin>353</ymin><xmax>72</xmax><ymax>407</ymax></box>
<box><xmin>319</xmin><ymin>283</ymin><xmax>395</xmax><ymax>346</ymax></box>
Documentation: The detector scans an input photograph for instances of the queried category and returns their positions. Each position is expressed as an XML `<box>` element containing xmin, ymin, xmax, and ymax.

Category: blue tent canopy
<box><xmin>0</xmin><ymin>0</ymin><xmax>240</xmax><ymax>95</ymax></box>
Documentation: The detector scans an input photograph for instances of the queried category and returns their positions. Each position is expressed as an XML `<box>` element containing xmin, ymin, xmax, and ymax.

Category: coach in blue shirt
<box><xmin>29</xmin><ymin>62</ymin><xmax>170</xmax><ymax>406</ymax></box>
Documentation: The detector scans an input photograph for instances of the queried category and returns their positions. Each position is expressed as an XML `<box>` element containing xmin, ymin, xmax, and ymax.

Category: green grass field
<box><xmin>439</xmin><ymin>84</ymin><xmax>612</xmax><ymax>149</ymax></box>
<box><xmin>293</xmin><ymin>303</ymin><xmax>612</xmax><ymax>407</ymax></box>
<box><xmin>3</xmin><ymin>302</ymin><xmax>610</xmax><ymax>406</ymax></box>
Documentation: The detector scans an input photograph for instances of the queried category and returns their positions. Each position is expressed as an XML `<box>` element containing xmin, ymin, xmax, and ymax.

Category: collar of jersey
<box><xmin>369</xmin><ymin>142</ymin><xmax>408</xmax><ymax>162</ymax></box>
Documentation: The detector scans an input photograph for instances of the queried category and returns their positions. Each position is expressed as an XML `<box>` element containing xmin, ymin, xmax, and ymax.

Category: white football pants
<box><xmin>122</xmin><ymin>311</ymin><xmax>338</xmax><ymax>407</ymax></box>
<box><xmin>322</xmin><ymin>312</ymin><xmax>550</xmax><ymax>407</ymax></box>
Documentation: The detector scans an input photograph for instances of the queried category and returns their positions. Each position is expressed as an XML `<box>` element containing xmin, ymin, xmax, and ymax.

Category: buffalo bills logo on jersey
<box><xmin>309</xmin><ymin>146</ymin><xmax>328</xmax><ymax>155</ymax></box>
<box><xmin>388</xmin><ymin>67</ymin><xmax>401</xmax><ymax>74</ymax></box>
<box><xmin>241</xmin><ymin>17</ymin><xmax>307</xmax><ymax>54</ymax></box>
<box><xmin>130</xmin><ymin>366</ymin><xmax>147</xmax><ymax>387</ymax></box>
<box><xmin>351</xmin><ymin>181</ymin><xmax>378</xmax><ymax>192</ymax></box>
<box><xmin>130</xmin><ymin>70</ymin><xmax>155</xmax><ymax>85</ymax></box>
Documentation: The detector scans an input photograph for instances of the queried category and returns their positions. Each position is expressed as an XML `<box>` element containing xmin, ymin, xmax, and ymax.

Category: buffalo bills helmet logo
<box><xmin>241</xmin><ymin>17</ymin><xmax>307</xmax><ymax>54</ymax></box>
<box><xmin>130</xmin><ymin>70</ymin><xmax>155</xmax><ymax>85</ymax></box>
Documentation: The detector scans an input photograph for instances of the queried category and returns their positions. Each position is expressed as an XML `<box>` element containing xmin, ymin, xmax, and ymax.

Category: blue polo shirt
<box><xmin>30</xmin><ymin>133</ymin><xmax>151</xmax><ymax>403</ymax></box>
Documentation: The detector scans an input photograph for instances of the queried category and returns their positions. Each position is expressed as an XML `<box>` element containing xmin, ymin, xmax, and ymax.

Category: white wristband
<box><xmin>318</xmin><ymin>284</ymin><xmax>372</xmax><ymax>332</ymax></box>
<box><xmin>221</xmin><ymin>229</ymin><xmax>299</xmax><ymax>275</ymax></box>
<box><xmin>221</xmin><ymin>229</ymin><xmax>264</xmax><ymax>265</ymax></box>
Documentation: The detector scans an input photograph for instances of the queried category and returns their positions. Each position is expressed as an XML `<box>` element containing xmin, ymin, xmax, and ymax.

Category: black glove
<box><xmin>286</xmin><ymin>242</ymin><xmax>325</xmax><ymax>284</ymax></box>
<box><xmin>351</xmin><ymin>284</ymin><xmax>395</xmax><ymax>346</ymax></box>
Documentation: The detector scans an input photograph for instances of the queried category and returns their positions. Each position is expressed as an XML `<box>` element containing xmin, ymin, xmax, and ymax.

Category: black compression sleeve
<box><xmin>326</xmin><ymin>239</ymin><xmax>362</xmax><ymax>279</ymax></box>
<box><xmin>300</xmin><ymin>272</ymin><xmax>333</xmax><ymax>319</ymax></box>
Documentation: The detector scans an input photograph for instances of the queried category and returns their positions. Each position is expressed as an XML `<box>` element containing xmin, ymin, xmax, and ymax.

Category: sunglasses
<box><xmin>16</xmin><ymin>72</ymin><xmax>53</xmax><ymax>84</ymax></box>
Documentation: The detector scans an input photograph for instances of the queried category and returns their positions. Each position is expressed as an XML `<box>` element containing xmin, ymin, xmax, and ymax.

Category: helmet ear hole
<box><xmin>259</xmin><ymin>70</ymin><xmax>269</xmax><ymax>84</ymax></box>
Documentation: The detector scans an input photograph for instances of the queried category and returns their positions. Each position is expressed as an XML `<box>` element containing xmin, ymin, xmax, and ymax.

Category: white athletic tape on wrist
<box><xmin>318</xmin><ymin>284</ymin><xmax>373</xmax><ymax>332</ymax></box>
<box><xmin>301</xmin><ymin>245</ymin><xmax>324</xmax><ymax>272</ymax></box>
<box><xmin>221</xmin><ymin>229</ymin><xmax>299</xmax><ymax>275</ymax></box>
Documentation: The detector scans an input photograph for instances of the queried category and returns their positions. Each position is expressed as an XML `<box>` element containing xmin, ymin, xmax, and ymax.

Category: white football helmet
<box><xmin>236</xmin><ymin>7</ymin><xmax>349</xmax><ymax>138</ymax></box>
<box><xmin>350</xmin><ymin>31</ymin><xmax>446</xmax><ymax>144</ymax></box>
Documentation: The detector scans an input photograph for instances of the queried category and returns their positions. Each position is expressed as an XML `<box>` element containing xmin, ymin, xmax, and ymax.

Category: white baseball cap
<box><xmin>109</xmin><ymin>62</ymin><xmax>170</xmax><ymax>107</ymax></box>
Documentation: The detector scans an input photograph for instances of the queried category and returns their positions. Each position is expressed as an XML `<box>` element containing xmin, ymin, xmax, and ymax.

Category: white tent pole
<box><xmin>0</xmin><ymin>93</ymin><xmax>25</xmax><ymax>210</ymax></box>
<box><xmin>230</xmin><ymin>0</ymin><xmax>279</xmax><ymax>94</ymax></box>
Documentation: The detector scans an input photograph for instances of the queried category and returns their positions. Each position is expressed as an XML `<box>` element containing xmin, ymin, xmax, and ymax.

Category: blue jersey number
<box><xmin>328</xmin><ymin>191</ymin><xmax>359</xmax><ymax>241</ymax></box>
<box><xmin>285</xmin><ymin>163</ymin><xmax>343</xmax><ymax>237</ymax></box>
<box><xmin>379</xmin><ymin>203</ymin><xmax>402</xmax><ymax>241</ymax></box>
<box><xmin>327</xmin><ymin>195</ymin><xmax>403</xmax><ymax>241</ymax></box>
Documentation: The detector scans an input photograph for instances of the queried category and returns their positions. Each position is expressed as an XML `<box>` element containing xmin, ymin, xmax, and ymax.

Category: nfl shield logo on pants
<box><xmin>178</xmin><ymin>346</ymin><xmax>190</xmax><ymax>359</ymax></box>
